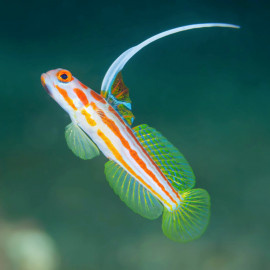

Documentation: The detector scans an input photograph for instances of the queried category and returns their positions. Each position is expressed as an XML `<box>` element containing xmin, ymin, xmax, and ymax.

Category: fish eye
<box><xmin>57</xmin><ymin>70</ymin><xmax>73</xmax><ymax>83</ymax></box>
<box><xmin>61</xmin><ymin>73</ymin><xmax>68</xmax><ymax>80</ymax></box>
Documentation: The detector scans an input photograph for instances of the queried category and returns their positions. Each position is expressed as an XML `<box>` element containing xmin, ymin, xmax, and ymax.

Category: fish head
<box><xmin>41</xmin><ymin>68</ymin><xmax>90</xmax><ymax>113</ymax></box>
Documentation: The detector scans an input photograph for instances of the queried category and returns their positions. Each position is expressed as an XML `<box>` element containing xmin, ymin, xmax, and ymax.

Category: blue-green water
<box><xmin>0</xmin><ymin>1</ymin><xmax>269</xmax><ymax>269</ymax></box>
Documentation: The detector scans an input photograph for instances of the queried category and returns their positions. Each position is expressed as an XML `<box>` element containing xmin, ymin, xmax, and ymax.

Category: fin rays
<box><xmin>133</xmin><ymin>124</ymin><xmax>195</xmax><ymax>191</ymax></box>
<box><xmin>104</xmin><ymin>160</ymin><xmax>163</xmax><ymax>220</ymax></box>
<box><xmin>162</xmin><ymin>189</ymin><xmax>210</xmax><ymax>242</ymax></box>
<box><xmin>65</xmin><ymin>122</ymin><xmax>100</xmax><ymax>160</ymax></box>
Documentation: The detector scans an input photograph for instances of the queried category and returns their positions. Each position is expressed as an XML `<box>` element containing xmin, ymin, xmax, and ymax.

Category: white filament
<box><xmin>101</xmin><ymin>23</ymin><xmax>240</xmax><ymax>92</ymax></box>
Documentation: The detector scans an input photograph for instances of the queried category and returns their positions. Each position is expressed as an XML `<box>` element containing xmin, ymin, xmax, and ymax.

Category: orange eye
<box><xmin>57</xmin><ymin>70</ymin><xmax>73</xmax><ymax>83</ymax></box>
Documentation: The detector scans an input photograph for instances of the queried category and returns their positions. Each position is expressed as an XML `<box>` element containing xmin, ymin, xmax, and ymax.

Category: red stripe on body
<box><xmin>97</xmin><ymin>129</ymin><xmax>172</xmax><ymax>209</ymax></box>
<box><xmin>56</xmin><ymin>85</ymin><xmax>77</xmax><ymax>110</ymax></box>
<box><xmin>90</xmin><ymin>90</ymin><xmax>107</xmax><ymax>104</ymax></box>
<box><xmin>91</xmin><ymin>102</ymin><xmax>179</xmax><ymax>203</ymax></box>
<box><xmin>108</xmin><ymin>106</ymin><xmax>181</xmax><ymax>200</ymax></box>
<box><xmin>73</xmin><ymin>88</ymin><xmax>89</xmax><ymax>106</ymax></box>
<box><xmin>78</xmin><ymin>81</ymin><xmax>88</xmax><ymax>89</ymax></box>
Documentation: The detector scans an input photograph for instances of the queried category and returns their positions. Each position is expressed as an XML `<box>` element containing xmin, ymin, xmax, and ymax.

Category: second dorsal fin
<box><xmin>101</xmin><ymin>72</ymin><xmax>135</xmax><ymax>126</ymax></box>
<box><xmin>133</xmin><ymin>124</ymin><xmax>195</xmax><ymax>191</ymax></box>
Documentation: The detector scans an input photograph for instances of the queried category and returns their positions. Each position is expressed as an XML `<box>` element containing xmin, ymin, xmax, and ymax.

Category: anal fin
<box><xmin>104</xmin><ymin>160</ymin><xmax>163</xmax><ymax>219</ymax></box>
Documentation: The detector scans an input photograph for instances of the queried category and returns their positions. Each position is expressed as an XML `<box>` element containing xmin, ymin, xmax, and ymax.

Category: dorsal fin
<box><xmin>110</xmin><ymin>72</ymin><xmax>131</xmax><ymax>106</ymax></box>
<box><xmin>100</xmin><ymin>24</ymin><xmax>239</xmax><ymax>126</ymax></box>
<box><xmin>133</xmin><ymin>124</ymin><xmax>195</xmax><ymax>191</ymax></box>
<box><xmin>101</xmin><ymin>23</ymin><xmax>239</xmax><ymax>94</ymax></box>
<box><xmin>101</xmin><ymin>72</ymin><xmax>134</xmax><ymax>126</ymax></box>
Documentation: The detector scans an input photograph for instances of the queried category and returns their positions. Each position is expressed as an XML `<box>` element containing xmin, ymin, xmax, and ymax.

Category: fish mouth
<box><xmin>41</xmin><ymin>73</ymin><xmax>52</xmax><ymax>96</ymax></box>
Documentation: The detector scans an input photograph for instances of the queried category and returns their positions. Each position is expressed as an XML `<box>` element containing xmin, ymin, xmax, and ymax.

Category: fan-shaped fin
<box><xmin>133</xmin><ymin>124</ymin><xmax>195</xmax><ymax>191</ymax></box>
<box><xmin>104</xmin><ymin>160</ymin><xmax>163</xmax><ymax>219</ymax></box>
<box><xmin>65</xmin><ymin>122</ymin><xmax>100</xmax><ymax>160</ymax></box>
<box><xmin>162</xmin><ymin>188</ymin><xmax>210</xmax><ymax>242</ymax></box>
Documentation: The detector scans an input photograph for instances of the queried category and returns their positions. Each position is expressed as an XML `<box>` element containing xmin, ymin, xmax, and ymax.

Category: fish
<box><xmin>41</xmin><ymin>23</ymin><xmax>239</xmax><ymax>242</ymax></box>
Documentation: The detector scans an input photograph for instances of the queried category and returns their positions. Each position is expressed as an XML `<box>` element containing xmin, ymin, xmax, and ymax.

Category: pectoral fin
<box><xmin>65</xmin><ymin>122</ymin><xmax>100</xmax><ymax>160</ymax></box>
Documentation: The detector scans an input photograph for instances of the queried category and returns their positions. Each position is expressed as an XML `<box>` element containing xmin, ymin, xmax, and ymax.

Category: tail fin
<box><xmin>162</xmin><ymin>188</ymin><xmax>210</xmax><ymax>242</ymax></box>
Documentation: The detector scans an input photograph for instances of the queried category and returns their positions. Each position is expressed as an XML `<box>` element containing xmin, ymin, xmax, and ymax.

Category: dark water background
<box><xmin>0</xmin><ymin>0</ymin><xmax>269</xmax><ymax>269</ymax></box>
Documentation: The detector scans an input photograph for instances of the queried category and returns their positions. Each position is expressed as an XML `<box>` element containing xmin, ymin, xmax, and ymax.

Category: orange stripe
<box><xmin>90</xmin><ymin>101</ymin><xmax>98</xmax><ymax>111</ymax></box>
<box><xmin>115</xmin><ymin>88</ymin><xmax>128</xmax><ymax>99</ymax></box>
<box><xmin>56</xmin><ymin>85</ymin><xmax>77</xmax><ymax>110</ymax></box>
<box><xmin>78</xmin><ymin>80</ymin><xmax>88</xmax><ymax>89</ymax></box>
<box><xmin>81</xmin><ymin>109</ymin><xmax>96</xmax><ymax>126</ymax></box>
<box><xmin>108</xmin><ymin>105</ymin><xmax>181</xmax><ymax>200</ymax></box>
<box><xmin>91</xmin><ymin>103</ymin><xmax>178</xmax><ymax>204</ymax></box>
<box><xmin>111</xmin><ymin>79</ymin><xmax>121</xmax><ymax>95</ymax></box>
<box><xmin>90</xmin><ymin>90</ymin><xmax>107</xmax><ymax>104</ymax></box>
<box><xmin>74</xmin><ymin>88</ymin><xmax>89</xmax><ymax>106</ymax></box>
<box><xmin>97</xmin><ymin>129</ymin><xmax>172</xmax><ymax>209</ymax></box>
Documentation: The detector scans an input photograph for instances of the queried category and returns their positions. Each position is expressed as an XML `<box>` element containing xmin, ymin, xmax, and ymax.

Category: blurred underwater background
<box><xmin>0</xmin><ymin>0</ymin><xmax>270</xmax><ymax>269</ymax></box>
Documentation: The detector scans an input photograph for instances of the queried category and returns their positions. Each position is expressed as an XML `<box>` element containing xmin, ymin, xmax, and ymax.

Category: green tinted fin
<box><xmin>101</xmin><ymin>72</ymin><xmax>135</xmax><ymax>126</ymax></box>
<box><xmin>117</xmin><ymin>104</ymin><xmax>134</xmax><ymax>126</ymax></box>
<box><xmin>162</xmin><ymin>188</ymin><xmax>210</xmax><ymax>242</ymax></box>
<box><xmin>133</xmin><ymin>124</ymin><xmax>195</xmax><ymax>191</ymax></box>
<box><xmin>65</xmin><ymin>122</ymin><xmax>100</xmax><ymax>160</ymax></box>
<box><xmin>104</xmin><ymin>160</ymin><xmax>163</xmax><ymax>219</ymax></box>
